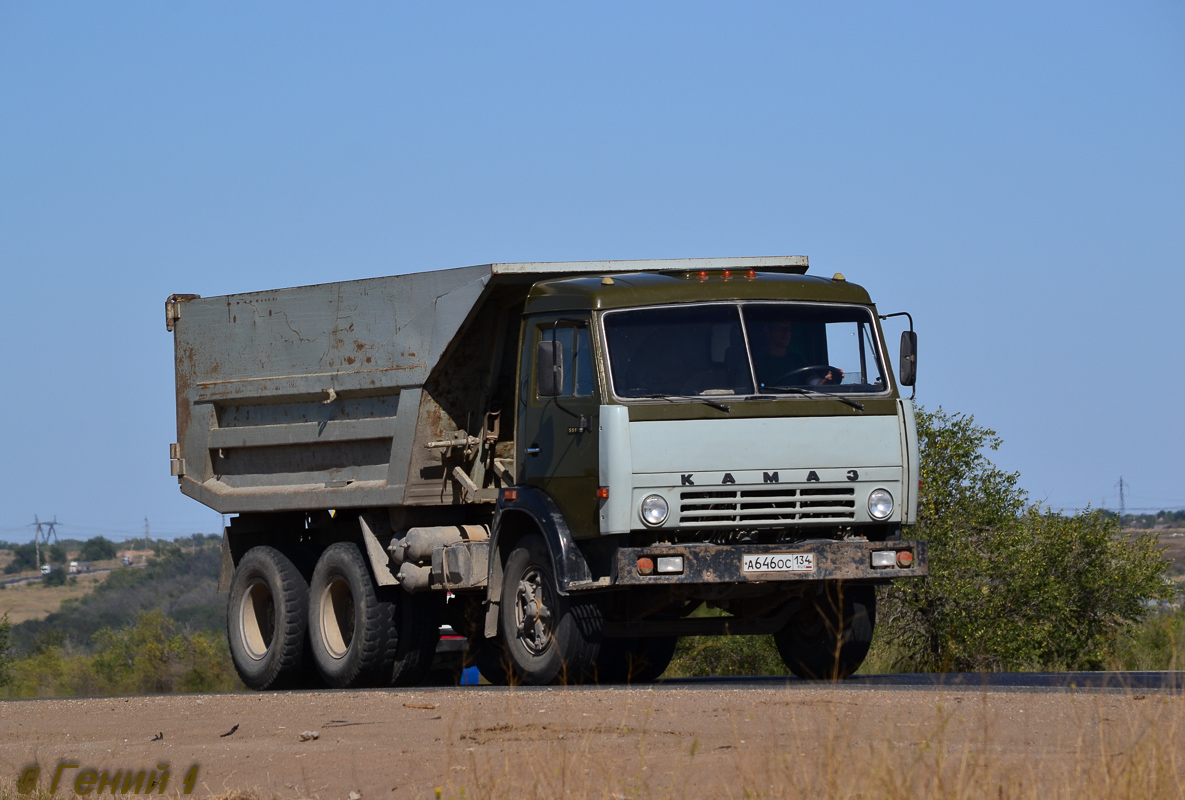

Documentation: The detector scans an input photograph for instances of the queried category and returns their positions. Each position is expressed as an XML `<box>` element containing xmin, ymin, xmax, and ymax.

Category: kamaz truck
<box><xmin>166</xmin><ymin>257</ymin><xmax>926</xmax><ymax>688</ymax></box>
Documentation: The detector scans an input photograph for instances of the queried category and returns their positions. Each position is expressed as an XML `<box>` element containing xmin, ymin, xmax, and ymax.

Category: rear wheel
<box><xmin>774</xmin><ymin>583</ymin><xmax>875</xmax><ymax>680</ymax></box>
<box><xmin>308</xmin><ymin>543</ymin><xmax>398</xmax><ymax>688</ymax></box>
<box><xmin>595</xmin><ymin>636</ymin><xmax>677</xmax><ymax>684</ymax></box>
<box><xmin>499</xmin><ymin>534</ymin><xmax>600</xmax><ymax>685</ymax></box>
<box><xmin>468</xmin><ymin>636</ymin><xmax>509</xmax><ymax>685</ymax></box>
<box><xmin>226</xmin><ymin>546</ymin><xmax>310</xmax><ymax>690</ymax></box>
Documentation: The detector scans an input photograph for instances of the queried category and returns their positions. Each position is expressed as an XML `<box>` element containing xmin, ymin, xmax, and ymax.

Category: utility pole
<box><xmin>144</xmin><ymin>517</ymin><xmax>150</xmax><ymax>542</ymax></box>
<box><xmin>33</xmin><ymin>515</ymin><xmax>41</xmax><ymax>571</ymax></box>
<box><xmin>1118</xmin><ymin>477</ymin><xmax>1126</xmax><ymax>519</ymax></box>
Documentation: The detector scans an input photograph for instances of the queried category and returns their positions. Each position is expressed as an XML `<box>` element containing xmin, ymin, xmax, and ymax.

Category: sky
<box><xmin>1</xmin><ymin>2</ymin><xmax>1182</xmax><ymax>543</ymax></box>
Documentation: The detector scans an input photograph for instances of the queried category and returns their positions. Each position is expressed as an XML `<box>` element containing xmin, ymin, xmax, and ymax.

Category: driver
<box><xmin>753</xmin><ymin>320</ymin><xmax>842</xmax><ymax>387</ymax></box>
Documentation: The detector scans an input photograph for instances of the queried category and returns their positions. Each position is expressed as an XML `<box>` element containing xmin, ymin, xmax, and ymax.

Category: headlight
<box><xmin>867</xmin><ymin>488</ymin><xmax>894</xmax><ymax>520</ymax></box>
<box><xmin>640</xmin><ymin>494</ymin><xmax>669</xmax><ymax>526</ymax></box>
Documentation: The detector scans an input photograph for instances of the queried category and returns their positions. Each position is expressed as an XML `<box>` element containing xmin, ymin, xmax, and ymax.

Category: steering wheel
<box><xmin>768</xmin><ymin>364</ymin><xmax>844</xmax><ymax>387</ymax></box>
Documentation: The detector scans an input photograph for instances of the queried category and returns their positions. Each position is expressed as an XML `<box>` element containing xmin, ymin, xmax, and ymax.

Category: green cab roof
<box><xmin>525</xmin><ymin>268</ymin><xmax>874</xmax><ymax>314</ymax></box>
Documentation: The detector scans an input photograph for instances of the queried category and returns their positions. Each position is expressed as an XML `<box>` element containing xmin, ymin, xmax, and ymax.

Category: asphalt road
<box><xmin>656</xmin><ymin>670</ymin><xmax>1185</xmax><ymax>692</ymax></box>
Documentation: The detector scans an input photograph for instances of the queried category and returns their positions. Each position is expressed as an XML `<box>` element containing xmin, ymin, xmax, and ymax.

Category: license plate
<box><xmin>742</xmin><ymin>553</ymin><xmax>814</xmax><ymax>573</ymax></box>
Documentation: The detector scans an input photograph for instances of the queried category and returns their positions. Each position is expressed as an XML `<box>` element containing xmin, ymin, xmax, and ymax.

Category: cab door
<box><xmin>517</xmin><ymin>315</ymin><xmax>601</xmax><ymax>539</ymax></box>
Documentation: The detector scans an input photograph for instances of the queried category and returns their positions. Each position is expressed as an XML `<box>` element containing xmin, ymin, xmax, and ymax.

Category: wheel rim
<box><xmin>319</xmin><ymin>576</ymin><xmax>355</xmax><ymax>659</ymax></box>
<box><xmin>513</xmin><ymin>566</ymin><xmax>554</xmax><ymax>657</ymax></box>
<box><xmin>239</xmin><ymin>579</ymin><xmax>275</xmax><ymax>661</ymax></box>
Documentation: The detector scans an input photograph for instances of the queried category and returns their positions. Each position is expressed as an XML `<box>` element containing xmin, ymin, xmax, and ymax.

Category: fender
<box><xmin>483</xmin><ymin>486</ymin><xmax>596</xmax><ymax>637</ymax></box>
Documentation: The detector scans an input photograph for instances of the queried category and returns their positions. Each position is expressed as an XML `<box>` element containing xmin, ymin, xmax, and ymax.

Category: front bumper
<box><xmin>611</xmin><ymin>539</ymin><xmax>928</xmax><ymax>586</ymax></box>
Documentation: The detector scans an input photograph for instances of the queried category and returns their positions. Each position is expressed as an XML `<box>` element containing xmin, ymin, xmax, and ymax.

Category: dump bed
<box><xmin>168</xmin><ymin>257</ymin><xmax>809</xmax><ymax>514</ymax></box>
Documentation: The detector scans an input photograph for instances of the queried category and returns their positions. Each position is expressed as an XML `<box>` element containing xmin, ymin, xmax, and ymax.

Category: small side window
<box><xmin>537</xmin><ymin>322</ymin><xmax>594</xmax><ymax>398</ymax></box>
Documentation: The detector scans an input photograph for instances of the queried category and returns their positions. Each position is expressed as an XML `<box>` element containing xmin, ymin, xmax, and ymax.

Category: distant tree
<box><xmin>43</xmin><ymin>568</ymin><xmax>67</xmax><ymax>587</ymax></box>
<box><xmin>78</xmin><ymin>537</ymin><xmax>118</xmax><ymax>562</ymax></box>
<box><xmin>2</xmin><ymin>543</ymin><xmax>65</xmax><ymax>573</ymax></box>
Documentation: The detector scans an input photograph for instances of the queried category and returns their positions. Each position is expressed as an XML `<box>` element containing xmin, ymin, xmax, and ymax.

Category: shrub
<box><xmin>1</xmin><ymin>611</ymin><xmax>240</xmax><ymax>698</ymax></box>
<box><xmin>43</xmin><ymin>567</ymin><xmax>67</xmax><ymax>586</ymax></box>
<box><xmin>0</xmin><ymin>613</ymin><xmax>12</xmax><ymax>687</ymax></box>
<box><xmin>667</xmin><ymin>634</ymin><xmax>786</xmax><ymax>678</ymax></box>
<box><xmin>876</xmin><ymin>408</ymin><xmax>1174</xmax><ymax>672</ymax></box>
<box><xmin>1107</xmin><ymin>609</ymin><xmax>1185</xmax><ymax>671</ymax></box>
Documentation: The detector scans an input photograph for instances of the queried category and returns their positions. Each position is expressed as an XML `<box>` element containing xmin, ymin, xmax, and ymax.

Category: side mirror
<box><xmin>899</xmin><ymin>331</ymin><xmax>917</xmax><ymax>387</ymax></box>
<box><xmin>536</xmin><ymin>340</ymin><xmax>563</xmax><ymax>397</ymax></box>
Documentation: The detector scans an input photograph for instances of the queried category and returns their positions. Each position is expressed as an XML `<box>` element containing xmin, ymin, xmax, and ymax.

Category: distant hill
<box><xmin>8</xmin><ymin>545</ymin><xmax>224</xmax><ymax>655</ymax></box>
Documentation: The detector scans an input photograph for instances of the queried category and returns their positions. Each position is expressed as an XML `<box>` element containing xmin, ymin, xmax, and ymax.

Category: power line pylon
<box><xmin>31</xmin><ymin>516</ymin><xmax>60</xmax><ymax>570</ymax></box>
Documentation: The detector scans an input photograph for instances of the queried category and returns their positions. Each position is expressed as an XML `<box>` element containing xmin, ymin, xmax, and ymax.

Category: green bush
<box><xmin>666</xmin><ymin>634</ymin><xmax>786</xmax><ymax>678</ymax></box>
<box><xmin>42</xmin><ymin>567</ymin><xmax>67</xmax><ymax>587</ymax></box>
<box><xmin>1</xmin><ymin>611</ymin><xmax>240</xmax><ymax>698</ymax></box>
<box><xmin>0</xmin><ymin>613</ymin><xmax>12</xmax><ymax>687</ymax></box>
<box><xmin>1107</xmin><ymin>609</ymin><xmax>1185</xmax><ymax>671</ymax></box>
<box><xmin>875</xmin><ymin>408</ymin><xmax>1174</xmax><ymax>672</ymax></box>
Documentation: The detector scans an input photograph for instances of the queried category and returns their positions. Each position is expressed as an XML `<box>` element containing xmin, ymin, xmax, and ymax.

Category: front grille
<box><xmin>678</xmin><ymin>486</ymin><xmax>856</xmax><ymax>526</ymax></box>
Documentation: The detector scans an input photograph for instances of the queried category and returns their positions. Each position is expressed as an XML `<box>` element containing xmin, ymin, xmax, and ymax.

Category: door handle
<box><xmin>526</xmin><ymin>446</ymin><xmax>541</xmax><ymax>456</ymax></box>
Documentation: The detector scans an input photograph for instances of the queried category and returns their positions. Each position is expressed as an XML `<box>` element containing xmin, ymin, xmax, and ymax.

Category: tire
<box><xmin>226</xmin><ymin>546</ymin><xmax>310</xmax><ymax>691</ymax></box>
<box><xmin>594</xmin><ymin>636</ymin><xmax>678</xmax><ymax>684</ymax></box>
<box><xmin>499</xmin><ymin>534</ymin><xmax>600</xmax><ymax>685</ymax></box>
<box><xmin>308</xmin><ymin>543</ymin><xmax>398</xmax><ymax>688</ymax></box>
<box><xmin>389</xmin><ymin>591</ymin><xmax>442</xmax><ymax>687</ymax></box>
<box><xmin>774</xmin><ymin>582</ymin><xmax>876</xmax><ymax>680</ymax></box>
<box><xmin>468</xmin><ymin>636</ymin><xmax>509</xmax><ymax>686</ymax></box>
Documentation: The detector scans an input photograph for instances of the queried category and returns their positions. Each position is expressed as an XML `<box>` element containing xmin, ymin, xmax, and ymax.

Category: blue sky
<box><xmin>1</xmin><ymin>2</ymin><xmax>1182</xmax><ymax>542</ymax></box>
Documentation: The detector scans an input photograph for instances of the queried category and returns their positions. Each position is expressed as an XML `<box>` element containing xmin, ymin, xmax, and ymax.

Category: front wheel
<box><xmin>499</xmin><ymin>534</ymin><xmax>600</xmax><ymax>685</ymax></box>
<box><xmin>773</xmin><ymin>583</ymin><xmax>875</xmax><ymax>680</ymax></box>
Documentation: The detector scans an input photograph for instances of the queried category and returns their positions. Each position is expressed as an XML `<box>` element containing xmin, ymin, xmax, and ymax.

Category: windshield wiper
<box><xmin>761</xmin><ymin>386</ymin><xmax>864</xmax><ymax>411</ymax></box>
<box><xmin>634</xmin><ymin>394</ymin><xmax>731</xmax><ymax>413</ymax></box>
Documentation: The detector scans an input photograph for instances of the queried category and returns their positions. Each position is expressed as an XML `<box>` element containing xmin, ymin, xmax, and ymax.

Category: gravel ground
<box><xmin>2</xmin><ymin>685</ymin><xmax>1183</xmax><ymax>799</ymax></box>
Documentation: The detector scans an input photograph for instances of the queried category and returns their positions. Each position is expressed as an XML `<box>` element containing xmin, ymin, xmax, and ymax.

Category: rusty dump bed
<box><xmin>168</xmin><ymin>257</ymin><xmax>809</xmax><ymax>514</ymax></box>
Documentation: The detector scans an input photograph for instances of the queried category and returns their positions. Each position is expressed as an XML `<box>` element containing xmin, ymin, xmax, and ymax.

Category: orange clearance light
<box><xmin>596</xmin><ymin>487</ymin><xmax>609</xmax><ymax>499</ymax></box>
<box><xmin>697</xmin><ymin>270</ymin><xmax>709</xmax><ymax>282</ymax></box>
<box><xmin>637</xmin><ymin>557</ymin><xmax>655</xmax><ymax>575</ymax></box>
<box><xmin>745</xmin><ymin>269</ymin><xmax>757</xmax><ymax>280</ymax></box>
<box><xmin>721</xmin><ymin>269</ymin><xmax>732</xmax><ymax>281</ymax></box>
<box><xmin>897</xmin><ymin>550</ymin><xmax>915</xmax><ymax>568</ymax></box>
<box><xmin>502</xmin><ymin>489</ymin><xmax>518</xmax><ymax>502</ymax></box>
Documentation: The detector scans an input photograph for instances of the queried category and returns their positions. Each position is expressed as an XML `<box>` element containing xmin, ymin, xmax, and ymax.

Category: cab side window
<box><xmin>537</xmin><ymin>323</ymin><xmax>594</xmax><ymax>398</ymax></box>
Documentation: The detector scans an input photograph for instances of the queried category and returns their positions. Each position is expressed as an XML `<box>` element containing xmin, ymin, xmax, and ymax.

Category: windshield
<box><xmin>602</xmin><ymin>302</ymin><xmax>887</xmax><ymax>398</ymax></box>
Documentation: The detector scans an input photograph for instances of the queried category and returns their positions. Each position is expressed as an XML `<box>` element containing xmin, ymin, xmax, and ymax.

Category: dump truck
<box><xmin>167</xmin><ymin>256</ymin><xmax>926</xmax><ymax>688</ymax></box>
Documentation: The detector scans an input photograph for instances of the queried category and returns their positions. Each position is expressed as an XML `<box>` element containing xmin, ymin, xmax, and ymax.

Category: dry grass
<box><xmin>0</xmin><ymin>572</ymin><xmax>109</xmax><ymax>624</ymax></box>
<box><xmin>428</xmin><ymin>689</ymin><xmax>1185</xmax><ymax>800</ymax></box>
<box><xmin>0</xmin><ymin>687</ymin><xmax>1180</xmax><ymax>799</ymax></box>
